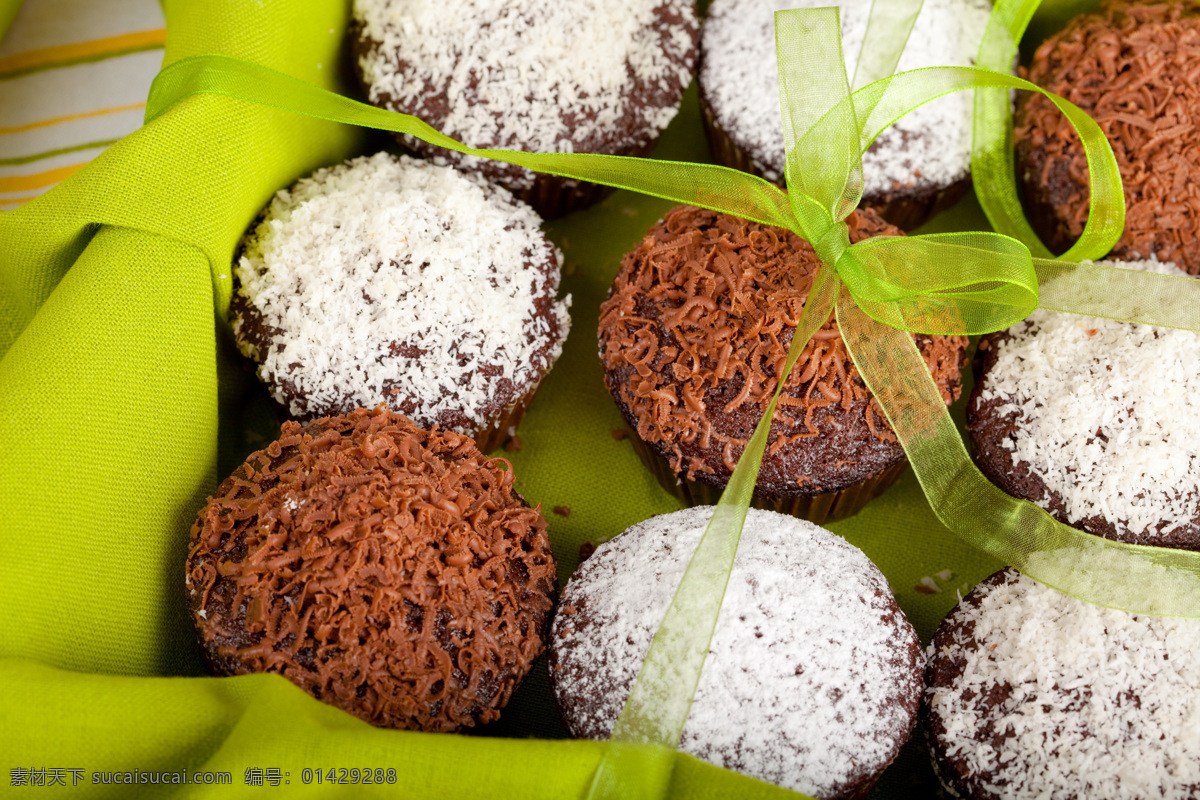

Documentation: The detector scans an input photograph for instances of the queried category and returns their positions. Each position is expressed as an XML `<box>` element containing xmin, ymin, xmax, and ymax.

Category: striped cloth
<box><xmin>0</xmin><ymin>0</ymin><xmax>164</xmax><ymax>210</ymax></box>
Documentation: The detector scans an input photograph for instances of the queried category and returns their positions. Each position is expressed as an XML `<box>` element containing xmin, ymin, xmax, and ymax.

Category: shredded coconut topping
<box><xmin>550</xmin><ymin>506</ymin><xmax>922</xmax><ymax>798</ymax></box>
<box><xmin>233</xmin><ymin>152</ymin><xmax>570</xmax><ymax>431</ymax></box>
<box><xmin>977</xmin><ymin>258</ymin><xmax>1200</xmax><ymax>542</ymax></box>
<box><xmin>355</xmin><ymin>0</ymin><xmax>698</xmax><ymax>189</ymax></box>
<box><xmin>927</xmin><ymin>568</ymin><xmax>1200</xmax><ymax>800</ymax></box>
<box><xmin>700</xmin><ymin>0</ymin><xmax>992</xmax><ymax>194</ymax></box>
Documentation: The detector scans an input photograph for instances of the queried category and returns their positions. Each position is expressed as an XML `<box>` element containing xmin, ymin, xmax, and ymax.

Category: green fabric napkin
<box><xmin>0</xmin><ymin>0</ymin><xmax>1093</xmax><ymax>796</ymax></box>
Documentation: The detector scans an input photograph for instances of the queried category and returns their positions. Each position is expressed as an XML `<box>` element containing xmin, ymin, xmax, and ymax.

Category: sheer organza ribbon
<box><xmin>142</xmin><ymin>1</ymin><xmax>1200</xmax><ymax>798</ymax></box>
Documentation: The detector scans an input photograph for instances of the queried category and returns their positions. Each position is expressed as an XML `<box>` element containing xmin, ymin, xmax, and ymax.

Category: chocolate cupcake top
<box><xmin>1016</xmin><ymin>0</ymin><xmax>1200</xmax><ymax>272</ymax></box>
<box><xmin>233</xmin><ymin>152</ymin><xmax>570</xmax><ymax>431</ymax></box>
<box><xmin>186</xmin><ymin>408</ymin><xmax>557</xmax><ymax>732</ymax></box>
<box><xmin>700</xmin><ymin>0</ymin><xmax>992</xmax><ymax>196</ymax></box>
<box><xmin>353</xmin><ymin>0</ymin><xmax>698</xmax><ymax>191</ymax></box>
<box><xmin>926</xmin><ymin>567</ymin><xmax>1200</xmax><ymax>800</ymax></box>
<box><xmin>968</xmin><ymin>258</ymin><xmax>1200</xmax><ymax>550</ymax></box>
<box><xmin>598</xmin><ymin>205</ymin><xmax>967</xmax><ymax>496</ymax></box>
<box><xmin>550</xmin><ymin>506</ymin><xmax>923</xmax><ymax>799</ymax></box>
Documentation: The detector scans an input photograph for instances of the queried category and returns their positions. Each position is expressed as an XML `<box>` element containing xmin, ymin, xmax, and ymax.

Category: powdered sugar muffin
<box><xmin>353</xmin><ymin>0</ymin><xmax>699</xmax><ymax>217</ymax></box>
<box><xmin>232</xmin><ymin>152</ymin><xmax>570</xmax><ymax>453</ymax></box>
<box><xmin>549</xmin><ymin>506</ymin><xmax>923</xmax><ymax>799</ymax></box>
<box><xmin>700</xmin><ymin>0</ymin><xmax>993</xmax><ymax>230</ymax></box>
<box><xmin>926</xmin><ymin>567</ymin><xmax>1200</xmax><ymax>800</ymax></box>
<box><xmin>968</xmin><ymin>258</ymin><xmax>1200</xmax><ymax>550</ymax></box>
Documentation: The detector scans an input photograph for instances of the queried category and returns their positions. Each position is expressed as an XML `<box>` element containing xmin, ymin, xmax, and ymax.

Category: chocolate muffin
<box><xmin>232</xmin><ymin>152</ymin><xmax>571</xmax><ymax>453</ymax></box>
<box><xmin>1016</xmin><ymin>0</ymin><xmax>1200</xmax><ymax>273</ymax></box>
<box><xmin>550</xmin><ymin>506</ymin><xmax>923</xmax><ymax>799</ymax></box>
<box><xmin>926</xmin><ymin>567</ymin><xmax>1200</xmax><ymax>800</ymax></box>
<box><xmin>353</xmin><ymin>0</ymin><xmax>699</xmax><ymax>217</ymax></box>
<box><xmin>968</xmin><ymin>258</ymin><xmax>1200</xmax><ymax>550</ymax></box>
<box><xmin>185</xmin><ymin>407</ymin><xmax>558</xmax><ymax>732</ymax></box>
<box><xmin>598</xmin><ymin>205</ymin><xmax>968</xmax><ymax>523</ymax></box>
<box><xmin>699</xmin><ymin>0</ymin><xmax>993</xmax><ymax>230</ymax></box>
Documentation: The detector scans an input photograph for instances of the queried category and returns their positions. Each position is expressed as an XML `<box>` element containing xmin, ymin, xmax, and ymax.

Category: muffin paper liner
<box><xmin>472</xmin><ymin>368</ymin><xmax>549</xmax><ymax>454</ymax></box>
<box><xmin>517</xmin><ymin>138</ymin><xmax>660</xmax><ymax>219</ymax></box>
<box><xmin>626</xmin><ymin>427</ymin><xmax>908</xmax><ymax>526</ymax></box>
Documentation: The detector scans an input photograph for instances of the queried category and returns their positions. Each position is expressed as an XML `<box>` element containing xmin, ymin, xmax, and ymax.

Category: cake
<box><xmin>185</xmin><ymin>407</ymin><xmax>558</xmax><ymax>732</ymax></box>
<box><xmin>549</xmin><ymin>506</ymin><xmax>923</xmax><ymax>799</ymax></box>
<box><xmin>353</xmin><ymin>0</ymin><xmax>699</xmax><ymax>217</ymax></box>
<box><xmin>232</xmin><ymin>152</ymin><xmax>570</xmax><ymax>452</ymax></box>
<box><xmin>598</xmin><ymin>204</ymin><xmax>968</xmax><ymax>523</ymax></box>
<box><xmin>1015</xmin><ymin>0</ymin><xmax>1200</xmax><ymax>273</ymax></box>
<box><xmin>926</xmin><ymin>567</ymin><xmax>1200</xmax><ymax>800</ymax></box>
<box><xmin>699</xmin><ymin>0</ymin><xmax>993</xmax><ymax>230</ymax></box>
<box><xmin>968</xmin><ymin>258</ymin><xmax>1200</xmax><ymax>550</ymax></box>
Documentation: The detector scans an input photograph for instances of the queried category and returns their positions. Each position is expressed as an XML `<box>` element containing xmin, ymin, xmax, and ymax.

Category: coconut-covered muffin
<box><xmin>550</xmin><ymin>506</ymin><xmax>923</xmax><ymax>799</ymax></box>
<box><xmin>968</xmin><ymin>258</ymin><xmax>1200</xmax><ymax>550</ymax></box>
<box><xmin>1015</xmin><ymin>0</ymin><xmax>1200</xmax><ymax>273</ymax></box>
<box><xmin>598</xmin><ymin>205</ymin><xmax>968</xmax><ymax>523</ymax></box>
<box><xmin>232</xmin><ymin>152</ymin><xmax>570</xmax><ymax>452</ymax></box>
<box><xmin>926</xmin><ymin>567</ymin><xmax>1200</xmax><ymax>800</ymax></box>
<box><xmin>353</xmin><ymin>0</ymin><xmax>699</xmax><ymax>217</ymax></box>
<box><xmin>186</xmin><ymin>407</ymin><xmax>558</xmax><ymax>732</ymax></box>
<box><xmin>700</xmin><ymin>0</ymin><xmax>993</xmax><ymax>230</ymax></box>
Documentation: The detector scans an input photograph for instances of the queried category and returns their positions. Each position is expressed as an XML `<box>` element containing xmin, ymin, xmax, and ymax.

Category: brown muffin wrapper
<box><xmin>471</xmin><ymin>368</ymin><xmax>550</xmax><ymax>454</ymax></box>
<box><xmin>699</xmin><ymin>93</ymin><xmax>970</xmax><ymax>232</ymax></box>
<box><xmin>511</xmin><ymin>137</ymin><xmax>662</xmax><ymax>220</ymax></box>
<box><xmin>626</xmin><ymin>427</ymin><xmax>908</xmax><ymax>526</ymax></box>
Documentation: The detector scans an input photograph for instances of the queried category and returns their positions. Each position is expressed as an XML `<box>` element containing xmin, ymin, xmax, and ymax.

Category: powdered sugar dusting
<box><xmin>978</xmin><ymin>258</ymin><xmax>1200</xmax><ymax>541</ymax></box>
<box><xmin>927</xmin><ymin>569</ymin><xmax>1200</xmax><ymax>799</ymax></box>
<box><xmin>355</xmin><ymin>0</ymin><xmax>698</xmax><ymax>189</ymax></box>
<box><xmin>233</xmin><ymin>152</ymin><xmax>570</xmax><ymax>429</ymax></box>
<box><xmin>700</xmin><ymin>0</ymin><xmax>992</xmax><ymax>195</ymax></box>
<box><xmin>551</xmin><ymin>506</ymin><xmax>921</xmax><ymax>797</ymax></box>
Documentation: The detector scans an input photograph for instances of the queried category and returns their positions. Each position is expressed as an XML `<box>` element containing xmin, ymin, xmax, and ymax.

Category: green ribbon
<box><xmin>136</xmin><ymin>1</ymin><xmax>1200</xmax><ymax>797</ymax></box>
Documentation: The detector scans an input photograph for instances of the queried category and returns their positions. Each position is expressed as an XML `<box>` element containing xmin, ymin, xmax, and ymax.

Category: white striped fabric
<box><xmin>0</xmin><ymin>0</ymin><xmax>165</xmax><ymax>210</ymax></box>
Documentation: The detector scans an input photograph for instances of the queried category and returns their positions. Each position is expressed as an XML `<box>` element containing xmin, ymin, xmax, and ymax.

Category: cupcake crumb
<box><xmin>611</xmin><ymin>428</ymin><xmax>629</xmax><ymax>440</ymax></box>
<box><xmin>504</xmin><ymin>435</ymin><xmax>523</xmax><ymax>453</ymax></box>
<box><xmin>554</xmin><ymin>505</ymin><xmax>571</xmax><ymax>517</ymax></box>
<box><xmin>579</xmin><ymin>542</ymin><xmax>596</xmax><ymax>562</ymax></box>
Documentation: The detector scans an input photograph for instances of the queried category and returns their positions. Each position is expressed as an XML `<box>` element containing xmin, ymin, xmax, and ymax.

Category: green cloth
<box><xmin>0</xmin><ymin>0</ymin><xmax>1100</xmax><ymax>797</ymax></box>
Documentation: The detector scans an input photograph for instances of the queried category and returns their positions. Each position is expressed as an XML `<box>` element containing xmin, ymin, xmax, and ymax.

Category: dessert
<box><xmin>185</xmin><ymin>407</ymin><xmax>558</xmax><ymax>732</ymax></box>
<box><xmin>550</xmin><ymin>506</ymin><xmax>923</xmax><ymax>799</ymax></box>
<box><xmin>1015</xmin><ymin>0</ymin><xmax>1200</xmax><ymax>273</ymax></box>
<box><xmin>353</xmin><ymin>0</ymin><xmax>700</xmax><ymax>217</ymax></box>
<box><xmin>598</xmin><ymin>204</ymin><xmax>968</xmax><ymax>523</ymax></box>
<box><xmin>232</xmin><ymin>152</ymin><xmax>570</xmax><ymax>452</ymax></box>
<box><xmin>968</xmin><ymin>258</ymin><xmax>1200</xmax><ymax>550</ymax></box>
<box><xmin>699</xmin><ymin>0</ymin><xmax>993</xmax><ymax>230</ymax></box>
<box><xmin>926</xmin><ymin>567</ymin><xmax>1200</xmax><ymax>800</ymax></box>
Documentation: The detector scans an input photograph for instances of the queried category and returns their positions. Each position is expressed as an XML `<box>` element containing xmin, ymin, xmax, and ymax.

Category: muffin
<box><xmin>699</xmin><ymin>0</ymin><xmax>993</xmax><ymax>230</ymax></box>
<box><xmin>353</xmin><ymin>0</ymin><xmax>699</xmax><ymax>217</ymax></box>
<box><xmin>232</xmin><ymin>152</ymin><xmax>571</xmax><ymax>453</ymax></box>
<box><xmin>598</xmin><ymin>205</ymin><xmax>968</xmax><ymax>524</ymax></box>
<box><xmin>926</xmin><ymin>567</ymin><xmax>1200</xmax><ymax>800</ymax></box>
<box><xmin>550</xmin><ymin>506</ymin><xmax>922</xmax><ymax>798</ymax></box>
<box><xmin>185</xmin><ymin>407</ymin><xmax>558</xmax><ymax>732</ymax></box>
<box><xmin>1015</xmin><ymin>0</ymin><xmax>1200</xmax><ymax>273</ymax></box>
<box><xmin>968</xmin><ymin>258</ymin><xmax>1200</xmax><ymax>550</ymax></box>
